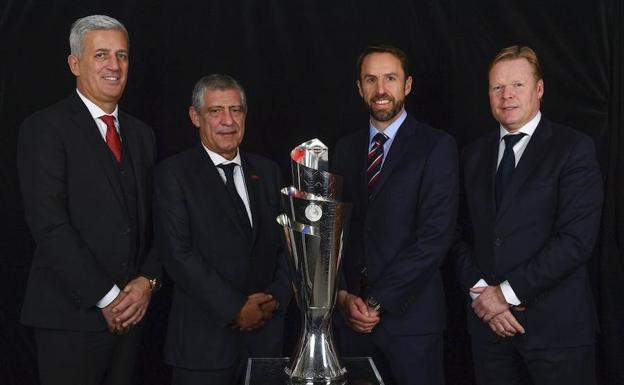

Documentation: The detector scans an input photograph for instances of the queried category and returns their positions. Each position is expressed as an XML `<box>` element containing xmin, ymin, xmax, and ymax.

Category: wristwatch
<box><xmin>145</xmin><ymin>276</ymin><xmax>162</xmax><ymax>292</ymax></box>
<box><xmin>366</xmin><ymin>296</ymin><xmax>382</xmax><ymax>313</ymax></box>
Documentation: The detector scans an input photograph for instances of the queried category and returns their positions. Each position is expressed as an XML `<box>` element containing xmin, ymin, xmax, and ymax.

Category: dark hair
<box><xmin>356</xmin><ymin>45</ymin><xmax>410</xmax><ymax>80</ymax></box>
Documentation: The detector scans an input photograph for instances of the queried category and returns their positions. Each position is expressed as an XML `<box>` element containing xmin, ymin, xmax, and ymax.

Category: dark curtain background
<box><xmin>1</xmin><ymin>1</ymin><xmax>622</xmax><ymax>384</ymax></box>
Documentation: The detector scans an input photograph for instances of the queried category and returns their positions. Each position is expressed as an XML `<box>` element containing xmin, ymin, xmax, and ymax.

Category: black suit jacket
<box><xmin>454</xmin><ymin>117</ymin><xmax>603</xmax><ymax>349</ymax></box>
<box><xmin>155</xmin><ymin>144</ymin><xmax>291</xmax><ymax>370</ymax></box>
<box><xmin>17</xmin><ymin>92</ymin><xmax>159</xmax><ymax>331</ymax></box>
<box><xmin>332</xmin><ymin>114</ymin><xmax>458</xmax><ymax>335</ymax></box>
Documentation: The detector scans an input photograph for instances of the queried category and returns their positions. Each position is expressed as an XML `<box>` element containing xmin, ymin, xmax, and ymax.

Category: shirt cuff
<box><xmin>96</xmin><ymin>285</ymin><xmax>120</xmax><ymax>308</ymax></box>
<box><xmin>469</xmin><ymin>278</ymin><xmax>488</xmax><ymax>300</ymax></box>
<box><xmin>500</xmin><ymin>280</ymin><xmax>521</xmax><ymax>306</ymax></box>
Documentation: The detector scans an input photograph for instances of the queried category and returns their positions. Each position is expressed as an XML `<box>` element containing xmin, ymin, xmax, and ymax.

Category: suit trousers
<box><xmin>171</xmin><ymin>361</ymin><xmax>245</xmax><ymax>385</ymax></box>
<box><xmin>35</xmin><ymin>325</ymin><xmax>142</xmax><ymax>385</ymax></box>
<box><xmin>471</xmin><ymin>336</ymin><xmax>596</xmax><ymax>385</ymax></box>
<box><xmin>337</xmin><ymin>324</ymin><xmax>444</xmax><ymax>385</ymax></box>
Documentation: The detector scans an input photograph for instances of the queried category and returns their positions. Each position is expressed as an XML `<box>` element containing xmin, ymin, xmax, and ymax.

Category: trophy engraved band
<box><xmin>277</xmin><ymin>139</ymin><xmax>351</xmax><ymax>383</ymax></box>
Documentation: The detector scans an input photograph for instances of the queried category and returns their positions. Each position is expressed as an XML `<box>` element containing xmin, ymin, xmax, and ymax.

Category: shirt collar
<box><xmin>202</xmin><ymin>144</ymin><xmax>242</xmax><ymax>167</ymax></box>
<box><xmin>499</xmin><ymin>111</ymin><xmax>541</xmax><ymax>141</ymax></box>
<box><xmin>76</xmin><ymin>89</ymin><xmax>119</xmax><ymax>121</ymax></box>
<box><xmin>369</xmin><ymin>109</ymin><xmax>407</xmax><ymax>143</ymax></box>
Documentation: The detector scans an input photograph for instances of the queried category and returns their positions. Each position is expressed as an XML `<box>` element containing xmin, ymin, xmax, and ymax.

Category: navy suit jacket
<box><xmin>332</xmin><ymin>114</ymin><xmax>458</xmax><ymax>335</ymax></box>
<box><xmin>454</xmin><ymin>117</ymin><xmax>603</xmax><ymax>349</ymax></box>
<box><xmin>155</xmin><ymin>144</ymin><xmax>291</xmax><ymax>370</ymax></box>
<box><xmin>17</xmin><ymin>92</ymin><xmax>159</xmax><ymax>331</ymax></box>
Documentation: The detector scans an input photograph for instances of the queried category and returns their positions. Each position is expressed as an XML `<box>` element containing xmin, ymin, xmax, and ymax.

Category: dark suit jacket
<box><xmin>332</xmin><ymin>114</ymin><xmax>458</xmax><ymax>335</ymax></box>
<box><xmin>454</xmin><ymin>117</ymin><xmax>603</xmax><ymax>349</ymax></box>
<box><xmin>155</xmin><ymin>144</ymin><xmax>291</xmax><ymax>370</ymax></box>
<box><xmin>17</xmin><ymin>92</ymin><xmax>159</xmax><ymax>331</ymax></box>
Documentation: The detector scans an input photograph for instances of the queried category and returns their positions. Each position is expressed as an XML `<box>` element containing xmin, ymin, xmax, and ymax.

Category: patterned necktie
<box><xmin>495</xmin><ymin>133</ymin><xmax>526</xmax><ymax>209</ymax></box>
<box><xmin>367</xmin><ymin>132</ymin><xmax>388</xmax><ymax>193</ymax></box>
<box><xmin>217</xmin><ymin>163</ymin><xmax>252</xmax><ymax>238</ymax></box>
<box><xmin>99</xmin><ymin>115</ymin><xmax>122</xmax><ymax>163</ymax></box>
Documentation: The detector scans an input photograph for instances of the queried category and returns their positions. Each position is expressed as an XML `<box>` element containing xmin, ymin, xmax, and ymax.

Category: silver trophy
<box><xmin>277</xmin><ymin>139</ymin><xmax>351</xmax><ymax>383</ymax></box>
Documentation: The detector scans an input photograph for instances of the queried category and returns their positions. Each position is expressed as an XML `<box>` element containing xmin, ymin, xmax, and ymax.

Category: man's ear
<box><xmin>404</xmin><ymin>75</ymin><xmax>413</xmax><ymax>96</ymax></box>
<box><xmin>68</xmin><ymin>55</ymin><xmax>80</xmax><ymax>76</ymax></box>
<box><xmin>537</xmin><ymin>78</ymin><xmax>544</xmax><ymax>100</ymax></box>
<box><xmin>189</xmin><ymin>106</ymin><xmax>200</xmax><ymax>128</ymax></box>
<box><xmin>357</xmin><ymin>80</ymin><xmax>363</xmax><ymax>98</ymax></box>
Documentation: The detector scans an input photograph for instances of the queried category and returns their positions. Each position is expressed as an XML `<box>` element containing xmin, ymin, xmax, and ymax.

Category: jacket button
<box><xmin>120</xmin><ymin>261</ymin><xmax>128</xmax><ymax>267</ymax></box>
<box><xmin>494</xmin><ymin>238</ymin><xmax>502</xmax><ymax>247</ymax></box>
<box><xmin>123</xmin><ymin>227</ymin><xmax>130</xmax><ymax>235</ymax></box>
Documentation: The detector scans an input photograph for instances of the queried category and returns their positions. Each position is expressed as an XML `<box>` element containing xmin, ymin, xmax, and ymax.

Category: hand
<box><xmin>337</xmin><ymin>290</ymin><xmax>380</xmax><ymax>333</ymax></box>
<box><xmin>487</xmin><ymin>309</ymin><xmax>525</xmax><ymax>338</ymax></box>
<box><xmin>470</xmin><ymin>285</ymin><xmax>509</xmax><ymax>322</ymax></box>
<box><xmin>259</xmin><ymin>295</ymin><xmax>279</xmax><ymax>320</ymax></box>
<box><xmin>111</xmin><ymin>276</ymin><xmax>152</xmax><ymax>328</ymax></box>
<box><xmin>234</xmin><ymin>293</ymin><xmax>274</xmax><ymax>331</ymax></box>
<box><xmin>101</xmin><ymin>291</ymin><xmax>129</xmax><ymax>334</ymax></box>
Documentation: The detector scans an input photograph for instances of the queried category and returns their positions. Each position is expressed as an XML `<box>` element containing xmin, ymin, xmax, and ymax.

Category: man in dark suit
<box><xmin>17</xmin><ymin>15</ymin><xmax>160</xmax><ymax>385</ymax></box>
<box><xmin>154</xmin><ymin>74</ymin><xmax>291</xmax><ymax>385</ymax></box>
<box><xmin>332</xmin><ymin>46</ymin><xmax>458</xmax><ymax>385</ymax></box>
<box><xmin>454</xmin><ymin>45</ymin><xmax>603</xmax><ymax>385</ymax></box>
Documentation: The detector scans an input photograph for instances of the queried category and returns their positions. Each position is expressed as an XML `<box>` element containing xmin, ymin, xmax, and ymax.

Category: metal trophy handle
<box><xmin>277</xmin><ymin>139</ymin><xmax>351</xmax><ymax>383</ymax></box>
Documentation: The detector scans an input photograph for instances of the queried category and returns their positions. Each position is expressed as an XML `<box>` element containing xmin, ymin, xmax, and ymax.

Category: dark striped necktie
<box><xmin>367</xmin><ymin>132</ymin><xmax>388</xmax><ymax>194</ymax></box>
<box><xmin>495</xmin><ymin>133</ymin><xmax>526</xmax><ymax>209</ymax></box>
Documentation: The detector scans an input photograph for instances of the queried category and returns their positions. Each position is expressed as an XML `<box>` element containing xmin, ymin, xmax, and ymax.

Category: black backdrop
<box><xmin>1</xmin><ymin>1</ymin><xmax>622</xmax><ymax>384</ymax></box>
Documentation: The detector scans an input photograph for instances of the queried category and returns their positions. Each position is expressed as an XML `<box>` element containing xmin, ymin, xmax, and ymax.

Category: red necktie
<box><xmin>367</xmin><ymin>132</ymin><xmax>388</xmax><ymax>192</ymax></box>
<box><xmin>100</xmin><ymin>115</ymin><xmax>122</xmax><ymax>162</ymax></box>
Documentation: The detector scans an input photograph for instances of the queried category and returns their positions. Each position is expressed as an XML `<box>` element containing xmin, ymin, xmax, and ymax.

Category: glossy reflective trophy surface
<box><xmin>277</xmin><ymin>139</ymin><xmax>351</xmax><ymax>383</ymax></box>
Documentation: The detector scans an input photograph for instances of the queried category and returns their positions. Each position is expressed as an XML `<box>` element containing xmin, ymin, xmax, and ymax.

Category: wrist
<box><xmin>140</xmin><ymin>275</ymin><xmax>162</xmax><ymax>292</ymax></box>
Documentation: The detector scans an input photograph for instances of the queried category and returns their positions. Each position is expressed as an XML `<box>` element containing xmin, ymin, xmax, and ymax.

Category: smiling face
<box><xmin>189</xmin><ymin>88</ymin><xmax>246</xmax><ymax>160</ymax></box>
<box><xmin>357</xmin><ymin>52</ymin><xmax>412</xmax><ymax>131</ymax></box>
<box><xmin>68</xmin><ymin>29</ymin><xmax>129</xmax><ymax>113</ymax></box>
<box><xmin>488</xmin><ymin>58</ymin><xmax>543</xmax><ymax>132</ymax></box>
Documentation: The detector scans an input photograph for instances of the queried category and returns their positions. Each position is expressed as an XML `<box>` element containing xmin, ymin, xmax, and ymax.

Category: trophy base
<box><xmin>245</xmin><ymin>357</ymin><xmax>384</xmax><ymax>385</ymax></box>
<box><xmin>284</xmin><ymin>366</ymin><xmax>347</xmax><ymax>383</ymax></box>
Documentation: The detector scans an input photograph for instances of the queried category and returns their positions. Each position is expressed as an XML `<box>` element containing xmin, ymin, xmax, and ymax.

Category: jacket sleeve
<box><xmin>505</xmin><ymin>135</ymin><xmax>603</xmax><ymax>303</ymax></box>
<box><xmin>17</xmin><ymin>114</ymin><xmax>114</xmax><ymax>308</ymax></box>
<box><xmin>452</xmin><ymin>148</ymin><xmax>485</xmax><ymax>292</ymax></box>
<box><xmin>264</xmin><ymin>161</ymin><xmax>293</xmax><ymax>314</ymax></box>
<box><xmin>371</xmin><ymin>134</ymin><xmax>459</xmax><ymax>314</ymax></box>
<box><xmin>154</xmin><ymin>162</ymin><xmax>246</xmax><ymax>326</ymax></box>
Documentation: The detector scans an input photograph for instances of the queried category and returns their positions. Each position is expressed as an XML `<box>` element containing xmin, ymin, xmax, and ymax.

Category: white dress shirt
<box><xmin>76</xmin><ymin>89</ymin><xmax>121</xmax><ymax>141</ymax></box>
<box><xmin>471</xmin><ymin>111</ymin><xmax>542</xmax><ymax>306</ymax></box>
<box><xmin>368</xmin><ymin>109</ymin><xmax>407</xmax><ymax>169</ymax></box>
<box><xmin>202</xmin><ymin>145</ymin><xmax>253</xmax><ymax>226</ymax></box>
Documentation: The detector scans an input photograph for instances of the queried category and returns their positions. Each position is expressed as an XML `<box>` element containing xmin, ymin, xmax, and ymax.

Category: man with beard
<box><xmin>332</xmin><ymin>46</ymin><xmax>458</xmax><ymax>385</ymax></box>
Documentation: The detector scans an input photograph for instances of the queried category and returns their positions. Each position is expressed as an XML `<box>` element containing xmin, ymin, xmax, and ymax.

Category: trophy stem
<box><xmin>286</xmin><ymin>307</ymin><xmax>346</xmax><ymax>382</ymax></box>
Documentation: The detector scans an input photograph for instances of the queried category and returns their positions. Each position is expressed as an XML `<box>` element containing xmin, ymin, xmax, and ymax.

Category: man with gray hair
<box><xmin>17</xmin><ymin>14</ymin><xmax>160</xmax><ymax>385</ymax></box>
<box><xmin>154</xmin><ymin>74</ymin><xmax>291</xmax><ymax>385</ymax></box>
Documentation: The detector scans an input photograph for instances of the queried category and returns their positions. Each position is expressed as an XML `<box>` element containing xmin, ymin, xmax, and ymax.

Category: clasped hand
<box><xmin>337</xmin><ymin>290</ymin><xmax>380</xmax><ymax>334</ymax></box>
<box><xmin>101</xmin><ymin>276</ymin><xmax>152</xmax><ymax>334</ymax></box>
<box><xmin>234</xmin><ymin>292</ymin><xmax>278</xmax><ymax>331</ymax></box>
<box><xmin>470</xmin><ymin>285</ymin><xmax>525</xmax><ymax>338</ymax></box>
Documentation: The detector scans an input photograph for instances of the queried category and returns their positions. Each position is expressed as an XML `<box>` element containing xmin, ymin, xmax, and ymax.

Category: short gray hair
<box><xmin>191</xmin><ymin>74</ymin><xmax>247</xmax><ymax>113</ymax></box>
<box><xmin>69</xmin><ymin>15</ymin><xmax>129</xmax><ymax>57</ymax></box>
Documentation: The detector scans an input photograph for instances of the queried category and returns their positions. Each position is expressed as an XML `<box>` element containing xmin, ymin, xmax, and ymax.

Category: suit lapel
<box><xmin>352</xmin><ymin>129</ymin><xmax>370</xmax><ymax>213</ymax></box>
<box><xmin>368</xmin><ymin>118</ymin><xmax>412</xmax><ymax>203</ymax></box>
<box><xmin>69</xmin><ymin>94</ymin><xmax>125</xmax><ymax>209</ymax></box>
<box><xmin>496</xmin><ymin>118</ymin><xmax>552</xmax><ymax>222</ymax></box>
<box><xmin>241</xmin><ymin>154</ymin><xmax>261</xmax><ymax>245</ymax></box>
<box><xmin>485</xmin><ymin>131</ymin><xmax>499</xmax><ymax>219</ymax></box>
<box><xmin>194</xmin><ymin>145</ymin><xmax>251</xmax><ymax>241</ymax></box>
<box><xmin>119</xmin><ymin>114</ymin><xmax>147</xmax><ymax>247</ymax></box>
